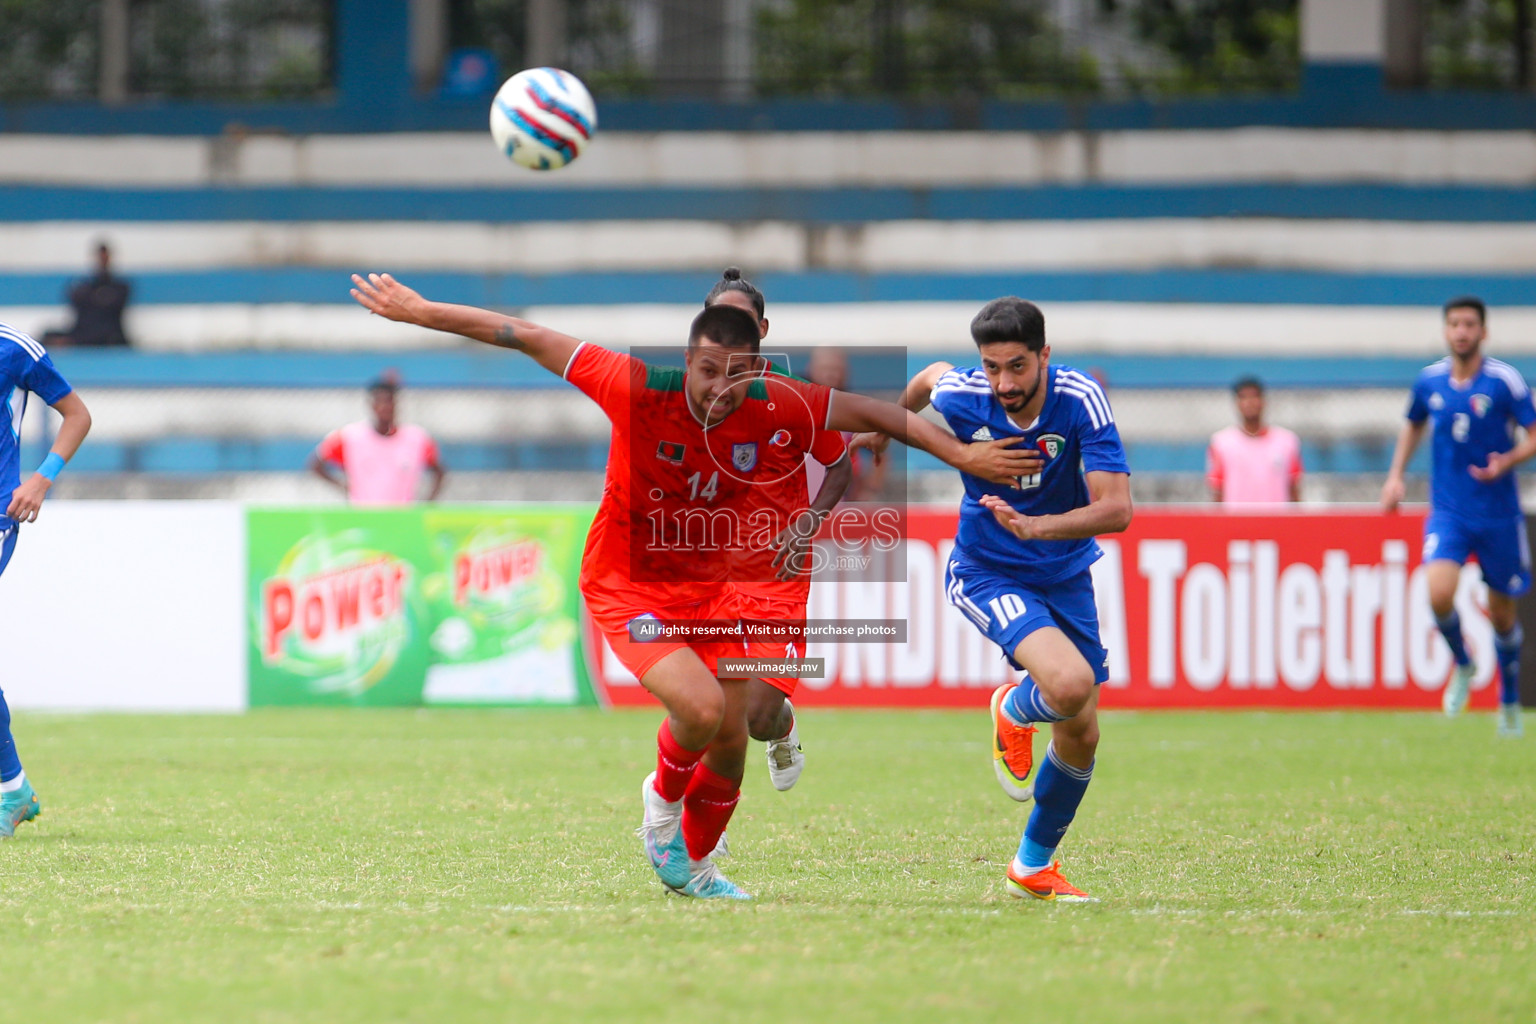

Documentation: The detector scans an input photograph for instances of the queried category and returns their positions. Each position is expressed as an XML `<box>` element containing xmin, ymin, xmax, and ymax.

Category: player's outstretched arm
<box><xmin>1381</xmin><ymin>420</ymin><xmax>1426</xmax><ymax>511</ymax></box>
<box><xmin>350</xmin><ymin>273</ymin><xmax>580</xmax><ymax>377</ymax></box>
<box><xmin>849</xmin><ymin>361</ymin><xmax>954</xmax><ymax>462</ymax></box>
<box><xmin>980</xmin><ymin>470</ymin><xmax>1132</xmax><ymax>541</ymax></box>
<box><xmin>8</xmin><ymin>391</ymin><xmax>91</xmax><ymax>524</ymax></box>
<box><xmin>827</xmin><ymin>389</ymin><xmax>1041</xmax><ymax>488</ymax></box>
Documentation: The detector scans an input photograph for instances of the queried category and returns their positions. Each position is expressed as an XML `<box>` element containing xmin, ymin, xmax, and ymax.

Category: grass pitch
<box><xmin>4</xmin><ymin>708</ymin><xmax>1533</xmax><ymax>1023</ymax></box>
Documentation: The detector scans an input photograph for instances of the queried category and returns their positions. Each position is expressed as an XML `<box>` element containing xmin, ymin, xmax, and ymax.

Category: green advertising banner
<box><xmin>248</xmin><ymin>506</ymin><xmax>598</xmax><ymax>707</ymax></box>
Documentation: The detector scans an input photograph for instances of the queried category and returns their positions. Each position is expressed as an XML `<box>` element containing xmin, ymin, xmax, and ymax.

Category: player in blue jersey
<box><xmin>858</xmin><ymin>297</ymin><xmax>1131</xmax><ymax>901</ymax></box>
<box><xmin>1382</xmin><ymin>297</ymin><xmax>1534</xmax><ymax>738</ymax></box>
<box><xmin>0</xmin><ymin>322</ymin><xmax>92</xmax><ymax>837</ymax></box>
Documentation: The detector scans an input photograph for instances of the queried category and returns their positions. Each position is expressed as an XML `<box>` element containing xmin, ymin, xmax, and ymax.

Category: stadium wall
<box><xmin>4</xmin><ymin>502</ymin><xmax>1531</xmax><ymax>713</ymax></box>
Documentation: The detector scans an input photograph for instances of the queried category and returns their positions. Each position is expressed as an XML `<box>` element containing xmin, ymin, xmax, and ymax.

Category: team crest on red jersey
<box><xmin>732</xmin><ymin>442</ymin><xmax>758</xmax><ymax>471</ymax></box>
<box><xmin>656</xmin><ymin>441</ymin><xmax>686</xmax><ymax>463</ymax></box>
<box><xmin>1037</xmin><ymin>433</ymin><xmax>1066</xmax><ymax>458</ymax></box>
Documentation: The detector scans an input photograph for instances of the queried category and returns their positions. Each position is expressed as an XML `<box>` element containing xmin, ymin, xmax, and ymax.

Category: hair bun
<box><xmin>722</xmin><ymin>267</ymin><xmax>742</xmax><ymax>281</ymax></box>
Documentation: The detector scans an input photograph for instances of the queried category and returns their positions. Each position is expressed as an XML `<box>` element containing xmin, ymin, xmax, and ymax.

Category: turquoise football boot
<box><xmin>0</xmin><ymin>780</ymin><xmax>41</xmax><ymax>839</ymax></box>
<box><xmin>679</xmin><ymin>857</ymin><xmax>751</xmax><ymax>901</ymax></box>
<box><xmin>637</xmin><ymin>772</ymin><xmax>690</xmax><ymax>890</ymax></box>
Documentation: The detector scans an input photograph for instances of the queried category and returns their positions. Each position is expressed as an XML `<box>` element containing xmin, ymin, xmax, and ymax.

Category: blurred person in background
<box><xmin>42</xmin><ymin>241</ymin><xmax>132</xmax><ymax>349</ymax></box>
<box><xmin>0</xmin><ymin>320</ymin><xmax>93</xmax><ymax>838</ymax></box>
<box><xmin>805</xmin><ymin>346</ymin><xmax>887</xmax><ymax>502</ymax></box>
<box><xmin>1207</xmin><ymin>376</ymin><xmax>1302</xmax><ymax>504</ymax></box>
<box><xmin>1382</xmin><ymin>297</ymin><xmax>1532</xmax><ymax>738</ymax></box>
<box><xmin>309</xmin><ymin>372</ymin><xmax>446</xmax><ymax>505</ymax></box>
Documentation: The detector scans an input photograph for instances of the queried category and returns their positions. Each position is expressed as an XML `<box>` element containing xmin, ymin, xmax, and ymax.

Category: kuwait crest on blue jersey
<box><xmin>1471</xmin><ymin>394</ymin><xmax>1493</xmax><ymax>418</ymax></box>
<box><xmin>1037</xmin><ymin>432</ymin><xmax>1066</xmax><ymax>458</ymax></box>
<box><xmin>732</xmin><ymin>442</ymin><xmax>758</xmax><ymax>471</ymax></box>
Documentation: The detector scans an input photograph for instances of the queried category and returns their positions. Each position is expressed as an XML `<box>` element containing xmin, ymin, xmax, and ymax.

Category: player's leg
<box><xmin>946</xmin><ymin>557</ymin><xmax>1092</xmax><ymax>800</ymax></box>
<box><xmin>679</xmin><ymin>676</ymin><xmax>751</xmax><ymax>900</ymax></box>
<box><xmin>1473</xmin><ymin>517</ymin><xmax>1529</xmax><ymax>737</ymax></box>
<box><xmin>635</xmin><ymin>645</ymin><xmax>727</xmax><ymax>888</ymax></box>
<box><xmin>1424</xmin><ymin>516</ymin><xmax>1476</xmax><ymax>716</ymax></box>
<box><xmin>740</xmin><ymin>591</ymin><xmax>807</xmax><ymax>789</ymax></box>
<box><xmin>0</xmin><ymin>528</ymin><xmax>38</xmax><ymax>840</ymax></box>
<box><xmin>1007</xmin><ymin>688</ymin><xmax>1099</xmax><ymax>903</ymax></box>
<box><xmin>747</xmin><ymin>675</ymin><xmax>803</xmax><ymax>791</ymax></box>
<box><xmin>1004</xmin><ymin>573</ymin><xmax>1105</xmax><ymax>901</ymax></box>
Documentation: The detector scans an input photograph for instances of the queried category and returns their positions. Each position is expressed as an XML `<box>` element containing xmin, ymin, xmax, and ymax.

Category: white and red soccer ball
<box><xmin>489</xmin><ymin>67</ymin><xmax>597</xmax><ymax>171</ymax></box>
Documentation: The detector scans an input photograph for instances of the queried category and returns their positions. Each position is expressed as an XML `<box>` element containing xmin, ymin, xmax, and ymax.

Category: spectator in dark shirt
<box><xmin>44</xmin><ymin>242</ymin><xmax>132</xmax><ymax>348</ymax></box>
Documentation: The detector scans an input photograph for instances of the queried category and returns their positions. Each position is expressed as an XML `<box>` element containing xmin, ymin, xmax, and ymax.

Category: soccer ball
<box><xmin>489</xmin><ymin>68</ymin><xmax>597</xmax><ymax>171</ymax></box>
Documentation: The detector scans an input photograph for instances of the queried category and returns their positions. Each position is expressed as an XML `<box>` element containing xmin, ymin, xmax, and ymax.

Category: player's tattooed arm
<box><xmin>850</xmin><ymin>361</ymin><xmax>953</xmax><ymax>462</ymax></box>
<box><xmin>350</xmin><ymin>273</ymin><xmax>580</xmax><ymax>377</ymax></box>
<box><xmin>491</xmin><ymin>322</ymin><xmax>527</xmax><ymax>350</ymax></box>
<box><xmin>829</xmin><ymin>390</ymin><xmax>1041</xmax><ymax>487</ymax></box>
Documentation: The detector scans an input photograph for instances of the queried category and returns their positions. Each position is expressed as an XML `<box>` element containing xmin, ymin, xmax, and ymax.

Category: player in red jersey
<box><xmin>349</xmin><ymin>271</ymin><xmax>1041</xmax><ymax>899</ymax></box>
<box><xmin>705</xmin><ymin>268</ymin><xmax>849</xmax><ymax>791</ymax></box>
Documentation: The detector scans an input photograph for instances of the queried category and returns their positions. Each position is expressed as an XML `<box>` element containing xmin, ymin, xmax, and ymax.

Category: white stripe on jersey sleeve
<box><xmin>1057</xmin><ymin>383</ymin><xmax>1106</xmax><ymax>431</ymax></box>
<box><xmin>0</xmin><ymin>323</ymin><xmax>46</xmax><ymax>361</ymax></box>
<box><xmin>1058</xmin><ymin>370</ymin><xmax>1114</xmax><ymax>425</ymax></box>
<box><xmin>932</xmin><ymin>383</ymin><xmax>995</xmax><ymax>396</ymax></box>
<box><xmin>560</xmin><ymin>341</ymin><xmax>587</xmax><ymax>380</ymax></box>
<box><xmin>1485</xmin><ymin>358</ymin><xmax>1531</xmax><ymax>399</ymax></box>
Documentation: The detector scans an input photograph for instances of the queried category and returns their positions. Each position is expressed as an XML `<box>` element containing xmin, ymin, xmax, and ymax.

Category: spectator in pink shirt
<box><xmin>1207</xmin><ymin>377</ymin><xmax>1302</xmax><ymax>504</ymax></box>
<box><xmin>309</xmin><ymin>373</ymin><xmax>446</xmax><ymax>505</ymax></box>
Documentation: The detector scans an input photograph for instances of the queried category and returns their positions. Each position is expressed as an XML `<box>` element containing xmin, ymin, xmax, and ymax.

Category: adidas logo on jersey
<box><xmin>971</xmin><ymin>426</ymin><xmax>994</xmax><ymax>441</ymax></box>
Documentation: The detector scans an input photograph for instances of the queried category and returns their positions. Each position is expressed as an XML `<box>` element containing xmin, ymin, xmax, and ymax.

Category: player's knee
<box><xmin>746</xmin><ymin>687</ymin><xmax>786</xmax><ymax>741</ymax></box>
<box><xmin>674</xmin><ymin>687</ymin><xmax>725</xmax><ymax>736</ymax></box>
<box><xmin>1038</xmin><ymin>663</ymin><xmax>1095</xmax><ymax>717</ymax></box>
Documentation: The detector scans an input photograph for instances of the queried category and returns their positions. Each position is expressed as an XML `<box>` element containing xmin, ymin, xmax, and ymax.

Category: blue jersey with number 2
<box><xmin>1407</xmin><ymin>357</ymin><xmax>1536</xmax><ymax>521</ymax></box>
<box><xmin>930</xmin><ymin>363</ymin><xmax>1129</xmax><ymax>584</ymax></box>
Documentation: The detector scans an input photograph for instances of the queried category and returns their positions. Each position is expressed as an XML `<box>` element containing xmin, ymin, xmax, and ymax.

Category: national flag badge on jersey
<box><xmin>1037</xmin><ymin>432</ymin><xmax>1065</xmax><ymax>458</ymax></box>
<box><xmin>1471</xmin><ymin>394</ymin><xmax>1492</xmax><ymax>417</ymax></box>
<box><xmin>657</xmin><ymin>441</ymin><xmax>686</xmax><ymax>464</ymax></box>
<box><xmin>732</xmin><ymin>442</ymin><xmax>758</xmax><ymax>471</ymax></box>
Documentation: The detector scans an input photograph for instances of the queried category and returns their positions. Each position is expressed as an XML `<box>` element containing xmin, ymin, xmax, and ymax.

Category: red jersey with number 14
<box><xmin>562</xmin><ymin>342</ymin><xmax>833</xmax><ymax>597</ymax></box>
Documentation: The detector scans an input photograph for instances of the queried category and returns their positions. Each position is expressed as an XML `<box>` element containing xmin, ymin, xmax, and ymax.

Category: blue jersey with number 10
<box><xmin>1407</xmin><ymin>356</ymin><xmax>1536</xmax><ymax>521</ymax></box>
<box><xmin>930</xmin><ymin>363</ymin><xmax>1130</xmax><ymax>585</ymax></box>
<box><xmin>0</xmin><ymin>324</ymin><xmax>74</xmax><ymax>529</ymax></box>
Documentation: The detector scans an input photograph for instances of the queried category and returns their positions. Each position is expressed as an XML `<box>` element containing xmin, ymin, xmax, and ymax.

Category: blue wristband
<box><xmin>38</xmin><ymin>453</ymin><xmax>66</xmax><ymax>482</ymax></box>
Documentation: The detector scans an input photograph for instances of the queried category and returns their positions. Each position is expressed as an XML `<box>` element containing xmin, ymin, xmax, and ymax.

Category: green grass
<box><xmin>4</xmin><ymin>708</ymin><xmax>1533</xmax><ymax>1023</ymax></box>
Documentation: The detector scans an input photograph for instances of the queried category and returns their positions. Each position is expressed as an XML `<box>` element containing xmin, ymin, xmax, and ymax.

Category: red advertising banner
<box><xmin>588</xmin><ymin>507</ymin><xmax>1501</xmax><ymax>710</ymax></box>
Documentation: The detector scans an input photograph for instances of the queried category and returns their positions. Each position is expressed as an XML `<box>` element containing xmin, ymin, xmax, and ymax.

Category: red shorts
<box><xmin>733</xmin><ymin>585</ymin><xmax>809</xmax><ymax>697</ymax></box>
<box><xmin>583</xmin><ymin>576</ymin><xmax>743</xmax><ymax>682</ymax></box>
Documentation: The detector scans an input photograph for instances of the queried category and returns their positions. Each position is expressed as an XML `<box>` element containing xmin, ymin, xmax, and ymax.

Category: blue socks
<box><xmin>1435</xmin><ymin>610</ymin><xmax>1472</xmax><ymax>668</ymax></box>
<box><xmin>1015</xmin><ymin>744</ymin><xmax>1094</xmax><ymax>873</ymax></box>
<box><xmin>0</xmin><ymin>687</ymin><xmax>20</xmax><ymax>785</ymax></box>
<box><xmin>1496</xmin><ymin>624</ymin><xmax>1522</xmax><ymax>707</ymax></box>
<box><xmin>1002</xmin><ymin>675</ymin><xmax>1069</xmax><ymax>725</ymax></box>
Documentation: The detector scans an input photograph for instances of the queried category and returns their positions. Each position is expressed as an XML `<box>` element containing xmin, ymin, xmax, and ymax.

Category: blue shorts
<box><xmin>0</xmin><ymin>526</ymin><xmax>16</xmax><ymax>578</ymax></box>
<box><xmin>1423</xmin><ymin>511</ymin><xmax>1531</xmax><ymax>596</ymax></box>
<box><xmin>944</xmin><ymin>557</ymin><xmax>1109</xmax><ymax>685</ymax></box>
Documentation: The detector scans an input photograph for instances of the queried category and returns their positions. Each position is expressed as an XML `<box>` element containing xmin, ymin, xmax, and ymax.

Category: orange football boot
<box><xmin>989</xmin><ymin>683</ymin><xmax>1037</xmax><ymax>802</ymax></box>
<box><xmin>1005</xmin><ymin>861</ymin><xmax>1097</xmax><ymax>903</ymax></box>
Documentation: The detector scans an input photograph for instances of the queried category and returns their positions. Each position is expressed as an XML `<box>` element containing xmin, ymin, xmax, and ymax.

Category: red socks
<box><xmin>681</xmin><ymin>763</ymin><xmax>741</xmax><ymax>861</ymax></box>
<box><xmin>654</xmin><ymin>719</ymin><xmax>704</xmax><ymax>803</ymax></box>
